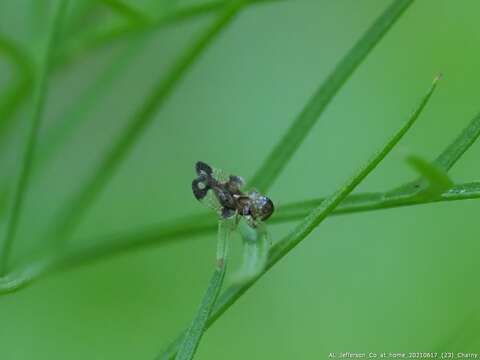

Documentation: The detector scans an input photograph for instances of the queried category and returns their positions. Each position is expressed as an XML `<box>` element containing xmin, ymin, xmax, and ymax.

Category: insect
<box><xmin>192</xmin><ymin>161</ymin><xmax>274</xmax><ymax>227</ymax></box>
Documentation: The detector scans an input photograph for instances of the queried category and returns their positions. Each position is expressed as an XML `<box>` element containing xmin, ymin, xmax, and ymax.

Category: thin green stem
<box><xmin>38</xmin><ymin>35</ymin><xmax>150</xmax><ymax>171</ymax></box>
<box><xmin>0</xmin><ymin>33</ymin><xmax>150</xmax><ymax>213</ymax></box>
<box><xmin>390</xmin><ymin>111</ymin><xmax>480</xmax><ymax>196</ymax></box>
<box><xmin>249</xmin><ymin>0</ymin><xmax>415</xmax><ymax>192</ymax></box>
<box><xmin>55</xmin><ymin>0</ymin><xmax>281</xmax><ymax>67</ymax></box>
<box><xmin>405</xmin><ymin>154</ymin><xmax>453</xmax><ymax>199</ymax></box>
<box><xmin>100</xmin><ymin>0</ymin><xmax>151</xmax><ymax>23</ymax></box>
<box><xmin>45</xmin><ymin>0</ymin><xmax>249</xmax><ymax>247</ymax></box>
<box><xmin>174</xmin><ymin>220</ymin><xmax>233</xmax><ymax>360</ymax></box>
<box><xmin>0</xmin><ymin>0</ymin><xmax>68</xmax><ymax>276</ymax></box>
<box><xmin>158</xmin><ymin>75</ymin><xmax>439</xmax><ymax>360</ymax></box>
<box><xmin>0</xmin><ymin>35</ymin><xmax>34</xmax><ymax>138</ymax></box>
<box><xmin>434</xmin><ymin>112</ymin><xmax>480</xmax><ymax>171</ymax></box>
<box><xmin>1</xmin><ymin>180</ymin><xmax>478</xmax><ymax>296</ymax></box>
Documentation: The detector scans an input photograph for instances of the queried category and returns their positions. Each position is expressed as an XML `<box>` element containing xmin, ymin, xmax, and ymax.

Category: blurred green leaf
<box><xmin>158</xmin><ymin>69</ymin><xmax>440</xmax><ymax>360</ymax></box>
<box><xmin>175</xmin><ymin>219</ymin><xmax>233</xmax><ymax>360</ymax></box>
<box><xmin>100</xmin><ymin>0</ymin><xmax>151</xmax><ymax>23</ymax></box>
<box><xmin>390</xmin><ymin>110</ymin><xmax>480</xmax><ymax>196</ymax></box>
<box><xmin>45</xmin><ymin>0</ymin><xmax>250</xmax><ymax>248</ymax></box>
<box><xmin>434</xmin><ymin>112</ymin><xmax>480</xmax><ymax>171</ymax></box>
<box><xmin>406</xmin><ymin>153</ymin><xmax>454</xmax><ymax>199</ymax></box>
<box><xmin>0</xmin><ymin>0</ymin><xmax>69</xmax><ymax>276</ymax></box>
<box><xmin>249</xmin><ymin>0</ymin><xmax>415</xmax><ymax>192</ymax></box>
<box><xmin>37</xmin><ymin>35</ymin><xmax>150</xmax><ymax>171</ymax></box>
<box><xmin>55</xmin><ymin>0</ymin><xmax>282</xmax><ymax>67</ymax></box>
<box><xmin>2</xmin><ymin>180</ymin><xmax>480</xmax><ymax>296</ymax></box>
<box><xmin>0</xmin><ymin>35</ymin><xmax>33</xmax><ymax>139</ymax></box>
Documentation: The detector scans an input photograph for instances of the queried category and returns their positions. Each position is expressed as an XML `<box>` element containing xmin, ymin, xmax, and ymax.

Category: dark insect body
<box><xmin>192</xmin><ymin>161</ymin><xmax>274</xmax><ymax>226</ymax></box>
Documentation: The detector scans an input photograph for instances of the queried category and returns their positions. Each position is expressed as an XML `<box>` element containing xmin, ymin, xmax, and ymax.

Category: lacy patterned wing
<box><xmin>211</xmin><ymin>166</ymin><xmax>230</xmax><ymax>183</ymax></box>
<box><xmin>195</xmin><ymin>164</ymin><xmax>245</xmax><ymax>219</ymax></box>
<box><xmin>200</xmin><ymin>188</ymin><xmax>223</xmax><ymax>218</ymax></box>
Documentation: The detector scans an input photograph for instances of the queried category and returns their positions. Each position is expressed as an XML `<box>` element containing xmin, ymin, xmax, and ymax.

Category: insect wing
<box><xmin>211</xmin><ymin>166</ymin><xmax>230</xmax><ymax>183</ymax></box>
<box><xmin>198</xmin><ymin>186</ymin><xmax>223</xmax><ymax>216</ymax></box>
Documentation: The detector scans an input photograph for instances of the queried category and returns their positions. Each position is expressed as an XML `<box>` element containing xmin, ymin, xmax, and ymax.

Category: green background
<box><xmin>1</xmin><ymin>0</ymin><xmax>480</xmax><ymax>359</ymax></box>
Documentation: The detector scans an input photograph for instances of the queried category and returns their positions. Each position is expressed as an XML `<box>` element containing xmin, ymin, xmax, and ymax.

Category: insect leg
<box><xmin>221</xmin><ymin>207</ymin><xmax>236</xmax><ymax>219</ymax></box>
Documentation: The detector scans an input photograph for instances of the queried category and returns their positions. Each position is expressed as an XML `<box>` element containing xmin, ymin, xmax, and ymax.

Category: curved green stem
<box><xmin>249</xmin><ymin>0</ymin><xmax>415</xmax><ymax>192</ymax></box>
<box><xmin>55</xmin><ymin>0</ymin><xmax>282</xmax><ymax>67</ymax></box>
<box><xmin>157</xmin><ymin>74</ymin><xmax>439</xmax><ymax>360</ymax></box>
<box><xmin>173</xmin><ymin>219</ymin><xmax>233</xmax><ymax>360</ymax></box>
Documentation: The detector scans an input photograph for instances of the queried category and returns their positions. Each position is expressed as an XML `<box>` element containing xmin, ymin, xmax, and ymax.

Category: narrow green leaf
<box><xmin>0</xmin><ymin>35</ymin><xmax>151</xmax><ymax>213</ymax></box>
<box><xmin>434</xmin><ymin>112</ymin><xmax>480</xmax><ymax>171</ymax></box>
<box><xmin>434</xmin><ymin>311</ymin><xmax>480</xmax><ymax>354</ymax></box>
<box><xmin>232</xmin><ymin>220</ymin><xmax>269</xmax><ymax>283</ymax></box>
<box><xmin>0</xmin><ymin>78</ymin><xmax>442</xmax><ymax>293</ymax></box>
<box><xmin>0</xmin><ymin>76</ymin><xmax>31</xmax><ymax>135</ymax></box>
<box><xmin>406</xmin><ymin>154</ymin><xmax>454</xmax><ymax>198</ymax></box>
<box><xmin>158</xmin><ymin>75</ymin><xmax>439</xmax><ymax>360</ymax></box>
<box><xmin>388</xmin><ymin>110</ymin><xmax>480</xmax><ymax>196</ymax></box>
<box><xmin>0</xmin><ymin>188</ymin><xmax>7</xmax><ymax>218</ymax></box>
<box><xmin>37</xmin><ymin>36</ymin><xmax>150</xmax><ymax>171</ymax></box>
<box><xmin>175</xmin><ymin>219</ymin><xmax>233</xmax><ymax>360</ymax></box>
<box><xmin>44</xmin><ymin>0</ymin><xmax>248</xmax><ymax>247</ymax></box>
<box><xmin>249</xmin><ymin>0</ymin><xmax>415</xmax><ymax>192</ymax></box>
<box><xmin>0</xmin><ymin>35</ymin><xmax>34</xmax><ymax>138</ymax></box>
<box><xmin>0</xmin><ymin>0</ymin><xmax>69</xmax><ymax>276</ymax></box>
<box><xmin>55</xmin><ymin>0</ymin><xmax>281</xmax><ymax>67</ymax></box>
<box><xmin>100</xmin><ymin>0</ymin><xmax>151</xmax><ymax>23</ymax></box>
<box><xmin>3</xmin><ymin>181</ymin><xmax>480</xmax><ymax>296</ymax></box>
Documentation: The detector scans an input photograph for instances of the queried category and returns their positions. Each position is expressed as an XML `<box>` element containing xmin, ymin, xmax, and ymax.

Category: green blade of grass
<box><xmin>158</xmin><ymin>75</ymin><xmax>439</xmax><ymax>359</ymax></box>
<box><xmin>434</xmin><ymin>112</ymin><xmax>480</xmax><ymax>172</ymax></box>
<box><xmin>100</xmin><ymin>0</ymin><xmax>151</xmax><ymax>23</ymax></box>
<box><xmin>0</xmin><ymin>0</ymin><xmax>69</xmax><ymax>276</ymax></box>
<box><xmin>434</xmin><ymin>311</ymin><xmax>480</xmax><ymax>354</ymax></box>
<box><xmin>0</xmin><ymin>35</ymin><xmax>151</xmax><ymax>214</ymax></box>
<box><xmin>406</xmin><ymin>154</ymin><xmax>454</xmax><ymax>198</ymax></box>
<box><xmin>16</xmin><ymin>77</ymin><xmax>480</xmax><ymax>298</ymax></box>
<box><xmin>3</xmin><ymin>180</ymin><xmax>480</xmax><ymax>296</ymax></box>
<box><xmin>0</xmin><ymin>35</ymin><xmax>34</xmax><ymax>138</ymax></box>
<box><xmin>0</xmin><ymin>76</ymin><xmax>31</xmax><ymax>135</ymax></box>
<box><xmin>0</xmin><ymin>188</ymin><xmax>7</xmax><ymax>218</ymax></box>
<box><xmin>275</xmin><ymin>182</ymin><xmax>480</xmax><ymax>222</ymax></box>
<box><xmin>389</xmin><ymin>110</ymin><xmax>480</xmax><ymax>196</ymax></box>
<box><xmin>248</xmin><ymin>0</ymin><xmax>415</xmax><ymax>192</ymax></box>
<box><xmin>175</xmin><ymin>219</ymin><xmax>233</xmax><ymax>360</ymax></box>
<box><xmin>45</xmin><ymin>0</ymin><xmax>249</xmax><ymax>247</ymax></box>
<box><xmin>37</xmin><ymin>35</ymin><xmax>150</xmax><ymax>171</ymax></box>
<box><xmin>55</xmin><ymin>0</ymin><xmax>282</xmax><ymax>67</ymax></box>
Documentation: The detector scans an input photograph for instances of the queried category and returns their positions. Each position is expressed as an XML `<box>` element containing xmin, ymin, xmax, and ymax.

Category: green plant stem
<box><xmin>157</xmin><ymin>75</ymin><xmax>439</xmax><ymax>360</ymax></box>
<box><xmin>434</xmin><ymin>112</ymin><xmax>480</xmax><ymax>171</ymax></box>
<box><xmin>390</xmin><ymin>111</ymin><xmax>480</xmax><ymax>196</ymax></box>
<box><xmin>45</xmin><ymin>0</ymin><xmax>249</xmax><ymax>247</ymax></box>
<box><xmin>174</xmin><ymin>220</ymin><xmax>233</xmax><ymax>360</ymax></box>
<box><xmin>38</xmin><ymin>35</ymin><xmax>150</xmax><ymax>171</ymax></box>
<box><xmin>0</xmin><ymin>0</ymin><xmax>68</xmax><ymax>276</ymax></box>
<box><xmin>55</xmin><ymin>0</ymin><xmax>281</xmax><ymax>67</ymax></box>
<box><xmin>0</xmin><ymin>181</ymin><xmax>478</xmax><ymax>296</ymax></box>
<box><xmin>100</xmin><ymin>0</ymin><xmax>151</xmax><ymax>23</ymax></box>
<box><xmin>249</xmin><ymin>0</ymin><xmax>414</xmax><ymax>192</ymax></box>
<box><xmin>405</xmin><ymin>154</ymin><xmax>453</xmax><ymax>199</ymax></box>
<box><xmin>0</xmin><ymin>35</ymin><xmax>150</xmax><ymax>212</ymax></box>
<box><xmin>0</xmin><ymin>35</ymin><xmax>34</xmax><ymax>138</ymax></box>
